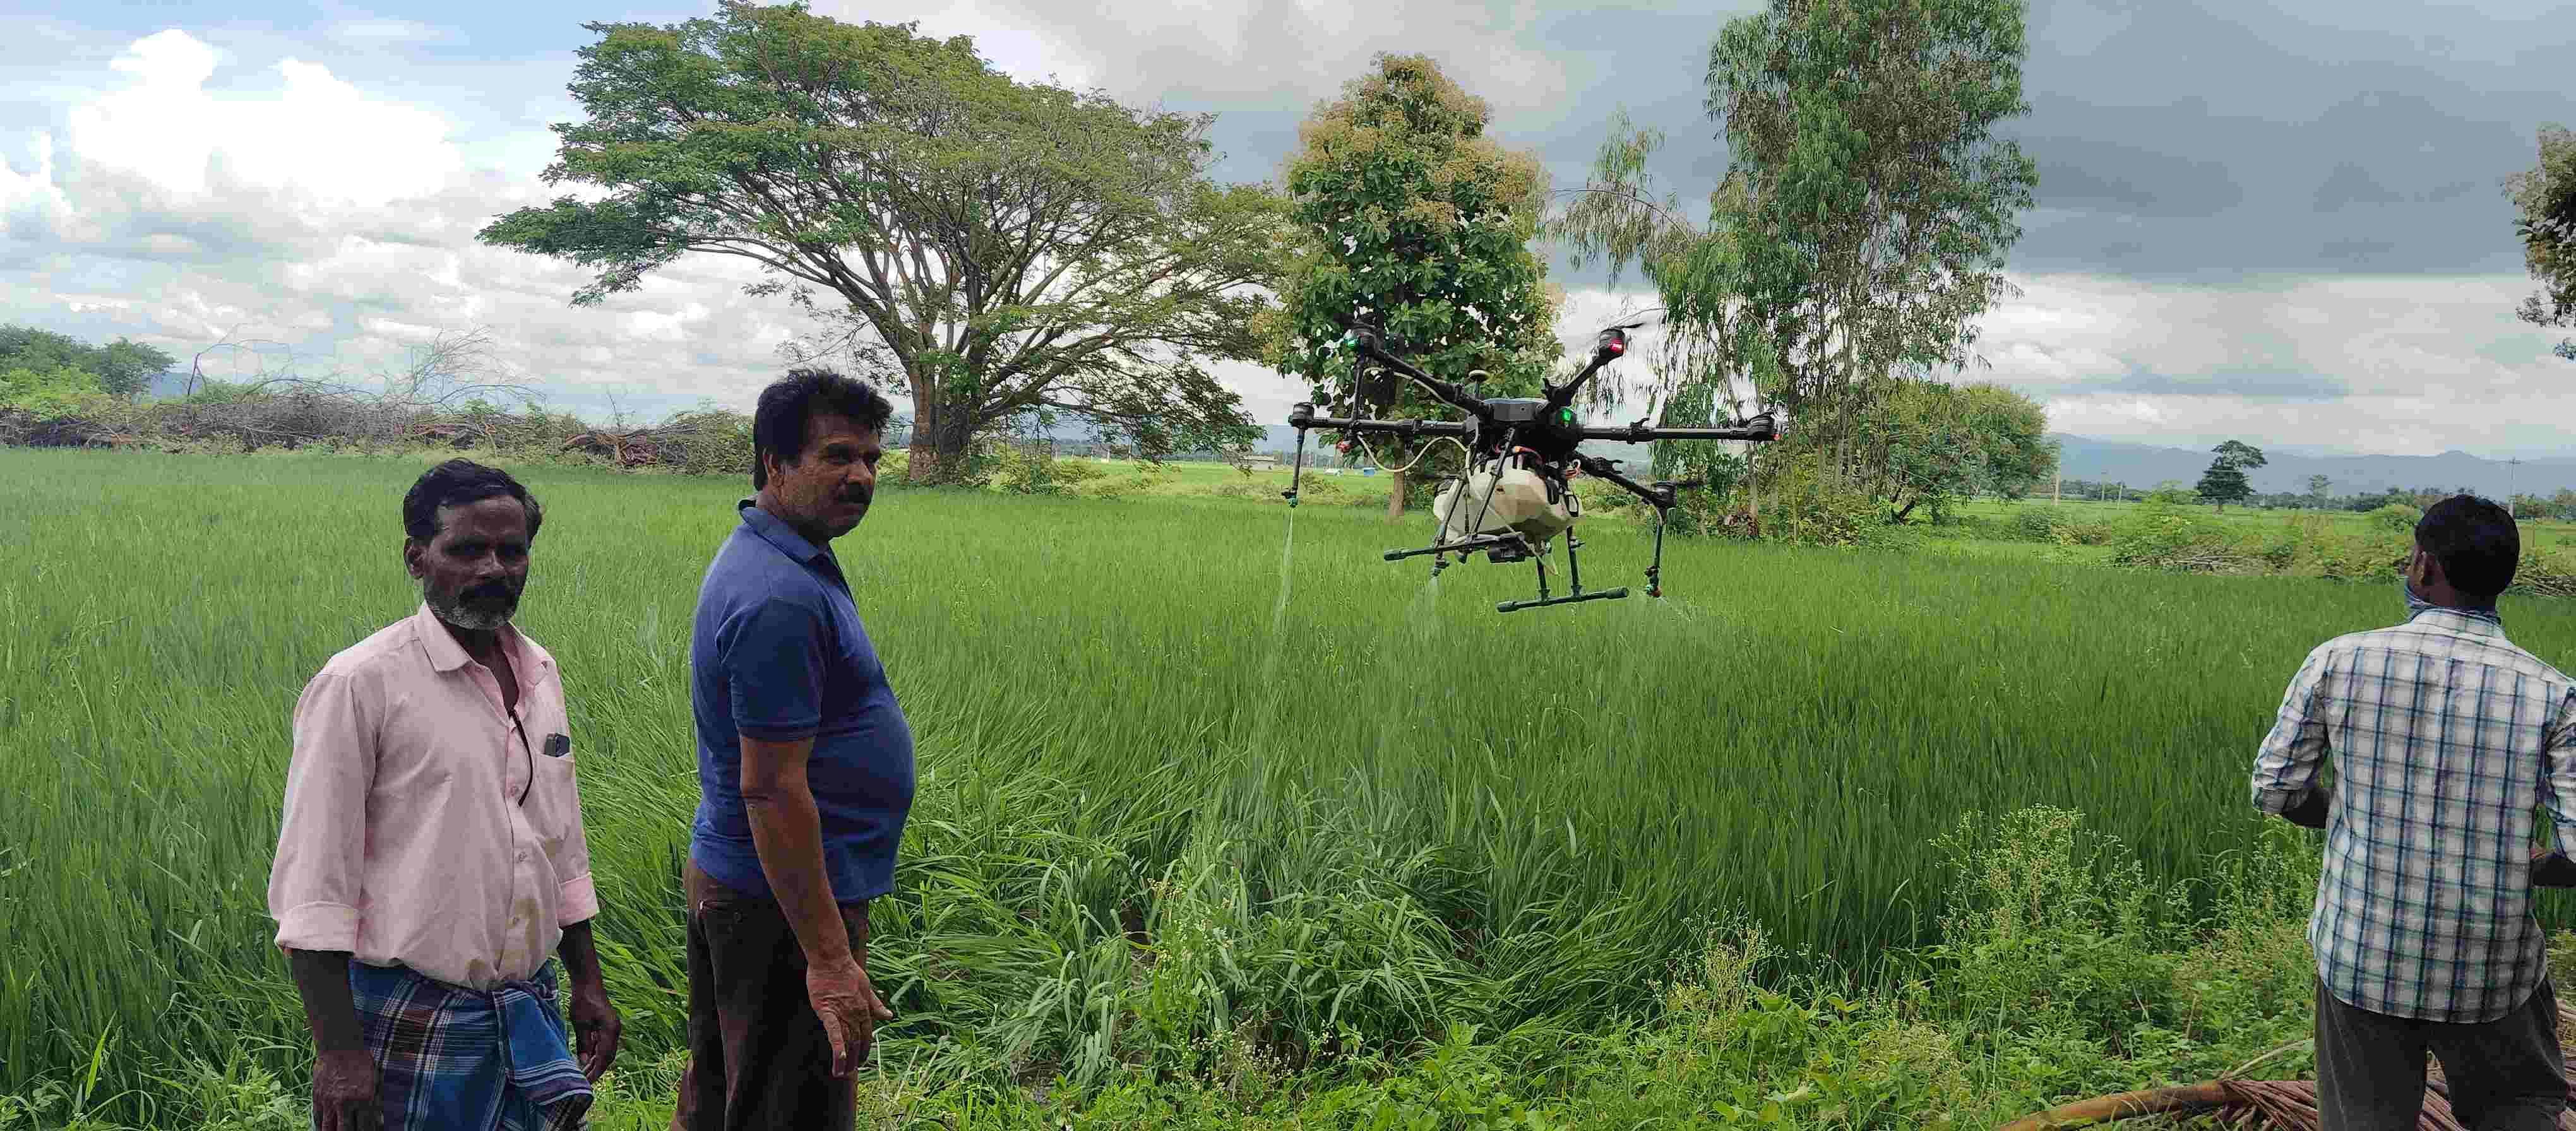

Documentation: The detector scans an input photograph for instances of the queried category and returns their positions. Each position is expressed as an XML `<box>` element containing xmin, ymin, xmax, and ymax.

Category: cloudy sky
<box><xmin>3</xmin><ymin>0</ymin><xmax>2570</xmax><ymax>457</ymax></box>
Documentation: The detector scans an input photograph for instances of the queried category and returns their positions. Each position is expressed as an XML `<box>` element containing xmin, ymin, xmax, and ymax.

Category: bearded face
<box><xmin>406</xmin><ymin>496</ymin><xmax>533</xmax><ymax>632</ymax></box>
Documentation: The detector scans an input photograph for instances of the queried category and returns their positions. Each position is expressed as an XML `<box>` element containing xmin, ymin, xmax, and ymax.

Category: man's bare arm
<box><xmin>286</xmin><ymin>948</ymin><xmax>363</xmax><ymax>1051</ymax></box>
<box><xmin>739</xmin><ymin>735</ymin><xmax>852</xmax><ymax>966</ymax></box>
<box><xmin>286</xmin><ymin>948</ymin><xmax>380</xmax><ymax>1131</ymax></box>
<box><xmin>739</xmin><ymin>733</ymin><xmax>890</xmax><ymax>1075</ymax></box>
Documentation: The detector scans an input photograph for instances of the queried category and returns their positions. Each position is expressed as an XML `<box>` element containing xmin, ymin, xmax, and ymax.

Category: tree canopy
<box><xmin>1257</xmin><ymin>53</ymin><xmax>1562</xmax><ymax>515</ymax></box>
<box><xmin>2210</xmin><ymin>440</ymin><xmax>2267</xmax><ymax>472</ymax></box>
<box><xmin>0</xmin><ymin>325</ymin><xmax>175</xmax><ymax>400</ymax></box>
<box><xmin>1852</xmin><ymin>379</ymin><xmax>2053</xmax><ymax>521</ymax></box>
<box><xmin>478</xmin><ymin>1</ymin><xmax>1295</xmax><ymax>480</ymax></box>
<box><xmin>2197</xmin><ymin>441</ymin><xmax>2264</xmax><ymax>511</ymax></box>
<box><xmin>2506</xmin><ymin>123</ymin><xmax>2576</xmax><ymax>362</ymax></box>
<box><xmin>1553</xmin><ymin>0</ymin><xmax>2038</xmax><ymax>478</ymax></box>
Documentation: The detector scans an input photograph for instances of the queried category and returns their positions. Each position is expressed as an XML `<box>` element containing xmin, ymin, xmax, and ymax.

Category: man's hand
<box><xmin>312</xmin><ymin>1048</ymin><xmax>381</xmax><ymax>1131</ymax></box>
<box><xmin>569</xmin><ymin>981</ymin><xmax>622</xmax><ymax>1082</ymax></box>
<box><xmin>2532</xmin><ymin>844</ymin><xmax>2576</xmax><ymax>888</ymax></box>
<box><xmin>556</xmin><ymin>921</ymin><xmax>621</xmax><ymax>1082</ymax></box>
<box><xmin>2281</xmin><ymin>788</ymin><xmax>2330</xmax><ymax>829</ymax></box>
<box><xmin>807</xmin><ymin>953</ymin><xmax>894</xmax><ymax>1078</ymax></box>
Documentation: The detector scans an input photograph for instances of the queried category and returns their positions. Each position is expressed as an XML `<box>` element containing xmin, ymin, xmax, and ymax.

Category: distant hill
<box><xmin>1233</xmin><ymin>427</ymin><xmax>2576</xmax><ymax>499</ymax></box>
<box><xmin>2046</xmin><ymin>434</ymin><xmax>2576</xmax><ymax>499</ymax></box>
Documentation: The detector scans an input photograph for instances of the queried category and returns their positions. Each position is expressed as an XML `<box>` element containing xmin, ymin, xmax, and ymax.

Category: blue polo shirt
<box><xmin>689</xmin><ymin>499</ymin><xmax>914</xmax><ymax>904</ymax></box>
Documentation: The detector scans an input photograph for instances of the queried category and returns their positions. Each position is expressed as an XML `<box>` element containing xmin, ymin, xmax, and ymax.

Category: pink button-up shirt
<box><xmin>266</xmin><ymin>603</ymin><xmax>600</xmax><ymax>990</ymax></box>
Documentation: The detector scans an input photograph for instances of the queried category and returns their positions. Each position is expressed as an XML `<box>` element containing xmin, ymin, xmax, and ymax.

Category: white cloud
<box><xmin>821</xmin><ymin>0</ymin><xmax>1576</xmax><ymax>121</ymax></box>
<box><xmin>0</xmin><ymin>132</ymin><xmax>71</xmax><ymax>228</ymax></box>
<box><xmin>58</xmin><ymin>31</ymin><xmax>463</xmax><ymax>210</ymax></box>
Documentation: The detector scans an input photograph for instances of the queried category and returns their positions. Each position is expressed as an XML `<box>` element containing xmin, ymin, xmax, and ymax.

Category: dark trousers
<box><xmin>2315</xmin><ymin>976</ymin><xmax>2568</xmax><ymax>1130</ymax></box>
<box><xmin>670</xmin><ymin>860</ymin><xmax>873</xmax><ymax>1131</ymax></box>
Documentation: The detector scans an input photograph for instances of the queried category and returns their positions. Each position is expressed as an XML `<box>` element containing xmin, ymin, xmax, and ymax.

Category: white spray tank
<box><xmin>1429</xmin><ymin>396</ymin><xmax>1578</xmax><ymax>553</ymax></box>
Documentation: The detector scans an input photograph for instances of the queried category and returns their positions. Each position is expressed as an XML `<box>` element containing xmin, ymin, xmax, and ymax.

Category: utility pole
<box><xmin>2508</xmin><ymin>457</ymin><xmax>2524</xmax><ymax>504</ymax></box>
<box><xmin>2053</xmin><ymin>467</ymin><xmax>2062</xmax><ymax>506</ymax></box>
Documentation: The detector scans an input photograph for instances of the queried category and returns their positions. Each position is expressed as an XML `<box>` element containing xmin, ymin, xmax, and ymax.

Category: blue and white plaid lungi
<box><xmin>345</xmin><ymin>959</ymin><xmax>594</xmax><ymax>1131</ymax></box>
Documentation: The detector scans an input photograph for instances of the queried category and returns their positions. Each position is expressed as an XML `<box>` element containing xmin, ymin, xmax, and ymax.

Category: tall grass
<box><xmin>4</xmin><ymin>447</ymin><xmax>2572</xmax><ymax>1122</ymax></box>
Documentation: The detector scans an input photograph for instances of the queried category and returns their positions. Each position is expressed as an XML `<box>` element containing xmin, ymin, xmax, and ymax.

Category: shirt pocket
<box><xmin>526</xmin><ymin>697</ymin><xmax>581</xmax><ymax>855</ymax></box>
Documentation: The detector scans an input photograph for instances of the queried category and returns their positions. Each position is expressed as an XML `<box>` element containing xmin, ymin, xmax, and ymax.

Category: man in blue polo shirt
<box><xmin>671</xmin><ymin>367</ymin><xmax>912</xmax><ymax>1131</ymax></box>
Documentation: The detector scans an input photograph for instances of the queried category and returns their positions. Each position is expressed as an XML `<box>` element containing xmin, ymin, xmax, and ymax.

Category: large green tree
<box><xmin>1258</xmin><ymin>53</ymin><xmax>1563</xmax><ymax>518</ymax></box>
<box><xmin>2196</xmin><ymin>461</ymin><xmax>2251</xmax><ymax>511</ymax></box>
<box><xmin>1852</xmin><ymin>379</ymin><xmax>2052</xmax><ymax>521</ymax></box>
<box><xmin>2506</xmin><ymin>123</ymin><xmax>2576</xmax><ymax>362</ymax></box>
<box><xmin>2197</xmin><ymin>441</ymin><xmax>2263</xmax><ymax>511</ymax></box>
<box><xmin>0</xmin><ymin>326</ymin><xmax>174</xmax><ymax>400</ymax></box>
<box><xmin>2211</xmin><ymin>439</ymin><xmax>2267</xmax><ymax>473</ymax></box>
<box><xmin>1550</xmin><ymin>0</ymin><xmax>2039</xmax><ymax>480</ymax></box>
<box><xmin>479</xmin><ymin>1</ymin><xmax>1293</xmax><ymax>481</ymax></box>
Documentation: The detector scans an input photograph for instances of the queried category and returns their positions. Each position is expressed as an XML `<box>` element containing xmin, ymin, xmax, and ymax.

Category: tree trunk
<box><xmin>1386</xmin><ymin>468</ymin><xmax>1409</xmax><ymax>519</ymax></box>
<box><xmin>1746</xmin><ymin>443</ymin><xmax>1760</xmax><ymax>531</ymax></box>
<box><xmin>905</xmin><ymin>386</ymin><xmax>978</xmax><ymax>485</ymax></box>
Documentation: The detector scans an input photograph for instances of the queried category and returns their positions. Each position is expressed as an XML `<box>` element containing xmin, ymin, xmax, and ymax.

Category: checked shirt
<box><xmin>2251</xmin><ymin>605</ymin><xmax>2576</xmax><ymax>1023</ymax></box>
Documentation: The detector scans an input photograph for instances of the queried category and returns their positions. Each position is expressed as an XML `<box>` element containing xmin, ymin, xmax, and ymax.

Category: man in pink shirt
<box><xmin>267</xmin><ymin>459</ymin><xmax>623</xmax><ymax>1131</ymax></box>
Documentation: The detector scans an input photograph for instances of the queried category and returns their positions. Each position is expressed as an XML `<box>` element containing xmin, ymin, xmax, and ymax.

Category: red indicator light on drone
<box><xmin>1597</xmin><ymin>328</ymin><xmax>1627</xmax><ymax>357</ymax></box>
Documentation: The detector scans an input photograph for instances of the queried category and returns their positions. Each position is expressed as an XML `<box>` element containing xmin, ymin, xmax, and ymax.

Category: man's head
<box><xmin>403</xmin><ymin>459</ymin><xmax>542</xmax><ymax>632</ymax></box>
<box><xmin>752</xmin><ymin>367</ymin><xmax>895</xmax><ymax>543</ymax></box>
<box><xmin>2409</xmin><ymin>494</ymin><xmax>2520</xmax><ymax>607</ymax></box>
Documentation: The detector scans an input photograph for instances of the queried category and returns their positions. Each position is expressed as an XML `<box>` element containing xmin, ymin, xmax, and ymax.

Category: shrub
<box><xmin>2107</xmin><ymin>499</ymin><xmax>2257</xmax><ymax>574</ymax></box>
<box><xmin>2053</xmin><ymin>517</ymin><xmax>2114</xmax><ymax>547</ymax></box>
<box><xmin>0</xmin><ymin>365</ymin><xmax>110</xmax><ymax>422</ymax></box>
<box><xmin>1927</xmin><ymin>807</ymin><xmax>2190</xmax><ymax>1045</ymax></box>
<box><xmin>986</xmin><ymin>442</ymin><xmax>1109</xmax><ymax>495</ymax></box>
<box><xmin>1717</xmin><ymin>454</ymin><xmax>1892</xmax><ymax>549</ymax></box>
<box><xmin>2365</xmin><ymin>503</ymin><xmax>2423</xmax><ymax>532</ymax></box>
<box><xmin>2513</xmin><ymin>545</ymin><xmax>2576</xmax><ymax>598</ymax></box>
<box><xmin>2005</xmin><ymin>507</ymin><xmax>2063</xmax><ymax>542</ymax></box>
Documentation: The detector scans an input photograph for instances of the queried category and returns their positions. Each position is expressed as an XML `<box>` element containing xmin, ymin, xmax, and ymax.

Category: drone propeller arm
<box><xmin>1344</xmin><ymin>329</ymin><xmax>1488</xmax><ymax>417</ymax></box>
<box><xmin>1287</xmin><ymin>403</ymin><xmax>1472</xmax><ymax>439</ymax></box>
<box><xmin>1544</xmin><ymin>352</ymin><xmax>1618</xmax><ymax>413</ymax></box>
<box><xmin>1578</xmin><ymin>417</ymin><xmax>1780</xmax><ymax>444</ymax></box>
<box><xmin>1573</xmin><ymin>455</ymin><xmax>1681</xmax><ymax>510</ymax></box>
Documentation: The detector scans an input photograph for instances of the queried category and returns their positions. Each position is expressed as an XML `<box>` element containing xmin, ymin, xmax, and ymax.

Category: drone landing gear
<box><xmin>1497</xmin><ymin>528</ymin><xmax>1628</xmax><ymax>613</ymax></box>
<box><xmin>1383</xmin><ymin>532</ymin><xmax>1525</xmax><ymax>563</ymax></box>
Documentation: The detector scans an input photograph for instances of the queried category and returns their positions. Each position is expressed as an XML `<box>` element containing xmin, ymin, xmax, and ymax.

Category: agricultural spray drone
<box><xmin>1282</xmin><ymin>321</ymin><xmax>1782</xmax><ymax>613</ymax></box>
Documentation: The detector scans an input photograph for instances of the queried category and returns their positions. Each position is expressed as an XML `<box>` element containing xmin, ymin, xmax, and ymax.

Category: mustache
<box><xmin>462</xmin><ymin>580</ymin><xmax>522</xmax><ymax>602</ymax></box>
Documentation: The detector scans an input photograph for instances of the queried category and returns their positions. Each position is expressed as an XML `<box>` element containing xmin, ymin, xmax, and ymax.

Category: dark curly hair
<box><xmin>2416</xmin><ymin>494</ymin><xmax>2519</xmax><ymax>598</ymax></box>
<box><xmin>403</xmin><ymin>459</ymin><xmax>543</xmax><ymax>542</ymax></box>
<box><xmin>752</xmin><ymin>367</ymin><xmax>896</xmax><ymax>490</ymax></box>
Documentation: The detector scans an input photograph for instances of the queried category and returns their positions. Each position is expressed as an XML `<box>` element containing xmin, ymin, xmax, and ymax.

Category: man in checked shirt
<box><xmin>2252</xmin><ymin>494</ymin><xmax>2576</xmax><ymax>1130</ymax></box>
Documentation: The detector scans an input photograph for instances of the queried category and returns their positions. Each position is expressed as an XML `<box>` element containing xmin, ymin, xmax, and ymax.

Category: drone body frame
<box><xmin>1282</xmin><ymin>323</ymin><xmax>1782</xmax><ymax>612</ymax></box>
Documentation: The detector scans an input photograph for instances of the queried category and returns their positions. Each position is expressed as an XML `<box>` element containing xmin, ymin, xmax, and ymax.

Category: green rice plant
<box><xmin>5</xmin><ymin>447</ymin><xmax>2573</xmax><ymax>1124</ymax></box>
